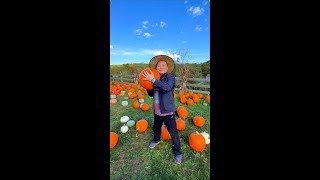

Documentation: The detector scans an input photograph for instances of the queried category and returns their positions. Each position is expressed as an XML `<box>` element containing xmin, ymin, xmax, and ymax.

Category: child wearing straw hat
<box><xmin>142</xmin><ymin>55</ymin><xmax>182</xmax><ymax>165</ymax></box>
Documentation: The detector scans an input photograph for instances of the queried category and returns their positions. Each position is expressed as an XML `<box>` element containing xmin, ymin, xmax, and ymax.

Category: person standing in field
<box><xmin>142</xmin><ymin>55</ymin><xmax>182</xmax><ymax>165</ymax></box>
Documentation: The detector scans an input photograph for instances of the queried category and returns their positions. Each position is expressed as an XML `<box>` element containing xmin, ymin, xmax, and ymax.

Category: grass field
<box><xmin>110</xmin><ymin>89</ymin><xmax>210</xmax><ymax>180</ymax></box>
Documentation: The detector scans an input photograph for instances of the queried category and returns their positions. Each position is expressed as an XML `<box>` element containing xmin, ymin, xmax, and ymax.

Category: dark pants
<box><xmin>153</xmin><ymin>113</ymin><xmax>182</xmax><ymax>156</ymax></box>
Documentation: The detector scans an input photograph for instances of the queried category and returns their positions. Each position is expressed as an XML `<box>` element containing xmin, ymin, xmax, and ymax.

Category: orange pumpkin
<box><xmin>110</xmin><ymin>132</ymin><xmax>118</xmax><ymax>150</ymax></box>
<box><xmin>197</xmin><ymin>94</ymin><xmax>203</xmax><ymax>99</ymax></box>
<box><xmin>189</xmin><ymin>131</ymin><xmax>206</xmax><ymax>152</ymax></box>
<box><xmin>174</xmin><ymin>93</ymin><xmax>177</xmax><ymax>99</ymax></box>
<box><xmin>189</xmin><ymin>92</ymin><xmax>194</xmax><ymax>97</ymax></box>
<box><xmin>161</xmin><ymin>125</ymin><xmax>171</xmax><ymax>140</ymax></box>
<box><xmin>193</xmin><ymin>116</ymin><xmax>205</xmax><ymax>127</ymax></box>
<box><xmin>139</xmin><ymin>68</ymin><xmax>160</xmax><ymax>90</ymax></box>
<box><xmin>179</xmin><ymin>91</ymin><xmax>184</xmax><ymax>97</ymax></box>
<box><xmin>176</xmin><ymin>119</ymin><xmax>186</xmax><ymax>131</ymax></box>
<box><xmin>141</xmin><ymin>103</ymin><xmax>150</xmax><ymax>112</ymax></box>
<box><xmin>180</xmin><ymin>97</ymin><xmax>187</xmax><ymax>104</ymax></box>
<box><xmin>187</xmin><ymin>99</ymin><xmax>194</xmax><ymax>106</ymax></box>
<box><xmin>136</xmin><ymin>119</ymin><xmax>148</xmax><ymax>133</ymax></box>
<box><xmin>176</xmin><ymin>106</ymin><xmax>185</xmax><ymax>112</ymax></box>
<box><xmin>192</xmin><ymin>95</ymin><xmax>200</xmax><ymax>103</ymax></box>
<box><xmin>133</xmin><ymin>101</ymin><xmax>140</xmax><ymax>109</ymax></box>
<box><xmin>178</xmin><ymin>109</ymin><xmax>188</xmax><ymax>119</ymax></box>
<box><xmin>205</xmin><ymin>95</ymin><xmax>210</xmax><ymax>102</ymax></box>
<box><xmin>185</xmin><ymin>93</ymin><xmax>190</xmax><ymax>98</ymax></box>
<box><xmin>110</xmin><ymin>99</ymin><xmax>117</xmax><ymax>104</ymax></box>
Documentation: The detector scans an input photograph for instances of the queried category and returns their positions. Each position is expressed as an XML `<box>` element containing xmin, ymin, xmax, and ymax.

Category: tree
<box><xmin>173</xmin><ymin>49</ymin><xmax>193</xmax><ymax>92</ymax></box>
<box><xmin>201</xmin><ymin>60</ymin><xmax>210</xmax><ymax>77</ymax></box>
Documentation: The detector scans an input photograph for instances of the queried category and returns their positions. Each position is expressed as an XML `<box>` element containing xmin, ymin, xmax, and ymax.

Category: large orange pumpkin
<box><xmin>110</xmin><ymin>132</ymin><xmax>118</xmax><ymax>150</ymax></box>
<box><xmin>136</xmin><ymin>119</ymin><xmax>148</xmax><ymax>133</ymax></box>
<box><xmin>176</xmin><ymin>119</ymin><xmax>186</xmax><ymax>131</ymax></box>
<box><xmin>193</xmin><ymin>116</ymin><xmax>205</xmax><ymax>127</ymax></box>
<box><xmin>141</xmin><ymin>103</ymin><xmax>150</xmax><ymax>112</ymax></box>
<box><xmin>189</xmin><ymin>131</ymin><xmax>206</xmax><ymax>152</ymax></box>
<box><xmin>161</xmin><ymin>125</ymin><xmax>171</xmax><ymax>140</ymax></box>
<box><xmin>133</xmin><ymin>101</ymin><xmax>140</xmax><ymax>109</ymax></box>
<box><xmin>139</xmin><ymin>68</ymin><xmax>160</xmax><ymax>90</ymax></box>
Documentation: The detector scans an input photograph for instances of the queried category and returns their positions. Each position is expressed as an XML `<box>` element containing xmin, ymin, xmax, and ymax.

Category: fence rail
<box><xmin>110</xmin><ymin>74</ymin><xmax>210</xmax><ymax>95</ymax></box>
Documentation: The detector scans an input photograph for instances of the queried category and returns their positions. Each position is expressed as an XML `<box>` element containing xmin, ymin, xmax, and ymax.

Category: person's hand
<box><xmin>142</xmin><ymin>69</ymin><xmax>155</xmax><ymax>81</ymax></box>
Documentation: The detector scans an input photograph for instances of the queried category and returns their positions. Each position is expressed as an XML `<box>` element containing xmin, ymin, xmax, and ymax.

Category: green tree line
<box><xmin>110</xmin><ymin>60</ymin><xmax>210</xmax><ymax>78</ymax></box>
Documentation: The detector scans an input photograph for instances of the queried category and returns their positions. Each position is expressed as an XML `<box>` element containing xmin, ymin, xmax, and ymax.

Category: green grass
<box><xmin>110</xmin><ymin>89</ymin><xmax>210</xmax><ymax>180</ymax></box>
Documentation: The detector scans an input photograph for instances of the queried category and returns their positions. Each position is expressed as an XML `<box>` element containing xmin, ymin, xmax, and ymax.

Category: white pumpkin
<box><xmin>121</xmin><ymin>101</ymin><xmax>128</xmax><ymax>106</ymax></box>
<box><xmin>120</xmin><ymin>116</ymin><xmax>130</xmax><ymax>123</ymax></box>
<box><xmin>124</xmin><ymin>97</ymin><xmax>128</xmax><ymax>99</ymax></box>
<box><xmin>128</xmin><ymin>92</ymin><xmax>133</xmax><ymax>96</ymax></box>
<box><xmin>200</xmin><ymin>132</ymin><xmax>210</xmax><ymax>144</ymax></box>
<box><xmin>110</xmin><ymin>94</ymin><xmax>116</xmax><ymax>99</ymax></box>
<box><xmin>203</xmin><ymin>102</ymin><xmax>208</xmax><ymax>106</ymax></box>
<box><xmin>121</xmin><ymin>125</ymin><xmax>129</xmax><ymax>133</ymax></box>
<box><xmin>120</xmin><ymin>91</ymin><xmax>126</xmax><ymax>94</ymax></box>
<box><xmin>138</xmin><ymin>99</ymin><xmax>144</xmax><ymax>103</ymax></box>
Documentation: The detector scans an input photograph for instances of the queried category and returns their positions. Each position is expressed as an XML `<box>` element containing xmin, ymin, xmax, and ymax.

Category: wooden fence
<box><xmin>110</xmin><ymin>74</ymin><xmax>210</xmax><ymax>95</ymax></box>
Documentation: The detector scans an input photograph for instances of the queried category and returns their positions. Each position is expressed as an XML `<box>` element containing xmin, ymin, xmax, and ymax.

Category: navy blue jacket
<box><xmin>147</xmin><ymin>73</ymin><xmax>176</xmax><ymax>114</ymax></box>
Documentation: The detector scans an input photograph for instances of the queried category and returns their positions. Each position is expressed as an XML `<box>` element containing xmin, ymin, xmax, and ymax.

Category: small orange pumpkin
<box><xmin>110</xmin><ymin>132</ymin><xmax>118</xmax><ymax>150</ymax></box>
<box><xmin>193</xmin><ymin>116</ymin><xmax>205</xmax><ymax>127</ymax></box>
<box><xmin>136</xmin><ymin>119</ymin><xmax>148</xmax><ymax>133</ymax></box>
<box><xmin>180</xmin><ymin>97</ymin><xmax>187</xmax><ymax>104</ymax></box>
<box><xmin>205</xmin><ymin>95</ymin><xmax>210</xmax><ymax>102</ymax></box>
<box><xmin>133</xmin><ymin>101</ymin><xmax>140</xmax><ymax>109</ymax></box>
<box><xmin>110</xmin><ymin>99</ymin><xmax>117</xmax><ymax>104</ymax></box>
<box><xmin>176</xmin><ymin>119</ymin><xmax>186</xmax><ymax>131</ymax></box>
<box><xmin>193</xmin><ymin>95</ymin><xmax>200</xmax><ymax>103</ymax></box>
<box><xmin>189</xmin><ymin>131</ymin><xmax>206</xmax><ymax>152</ymax></box>
<box><xmin>176</xmin><ymin>106</ymin><xmax>185</xmax><ymax>112</ymax></box>
<box><xmin>141</xmin><ymin>103</ymin><xmax>150</xmax><ymax>112</ymax></box>
<box><xmin>161</xmin><ymin>125</ymin><xmax>171</xmax><ymax>140</ymax></box>
<box><xmin>187</xmin><ymin>99</ymin><xmax>194</xmax><ymax>106</ymax></box>
<box><xmin>178</xmin><ymin>109</ymin><xmax>188</xmax><ymax>119</ymax></box>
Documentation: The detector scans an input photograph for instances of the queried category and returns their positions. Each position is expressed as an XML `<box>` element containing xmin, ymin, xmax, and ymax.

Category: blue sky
<box><xmin>110</xmin><ymin>0</ymin><xmax>210</xmax><ymax>65</ymax></box>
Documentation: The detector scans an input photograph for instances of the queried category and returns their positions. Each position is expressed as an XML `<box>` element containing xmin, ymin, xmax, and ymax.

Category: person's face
<box><xmin>156</xmin><ymin>60</ymin><xmax>168</xmax><ymax>75</ymax></box>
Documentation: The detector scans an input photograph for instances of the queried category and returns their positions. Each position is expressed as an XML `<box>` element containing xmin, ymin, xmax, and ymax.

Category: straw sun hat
<box><xmin>149</xmin><ymin>55</ymin><xmax>175</xmax><ymax>73</ymax></box>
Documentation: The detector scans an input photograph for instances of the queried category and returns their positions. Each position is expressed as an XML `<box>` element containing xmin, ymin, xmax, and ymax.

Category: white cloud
<box><xmin>135</xmin><ymin>29</ymin><xmax>142</xmax><ymax>35</ymax></box>
<box><xmin>142</xmin><ymin>20</ymin><xmax>149</xmax><ymax>29</ymax></box>
<box><xmin>160</xmin><ymin>21</ymin><xmax>167</xmax><ymax>28</ymax></box>
<box><xmin>143</xmin><ymin>33</ymin><xmax>152</xmax><ymax>38</ymax></box>
<box><xmin>187</xmin><ymin>6</ymin><xmax>205</xmax><ymax>17</ymax></box>
<box><xmin>110</xmin><ymin>44</ymin><xmax>113</xmax><ymax>49</ymax></box>
<box><xmin>184</xmin><ymin>0</ymin><xmax>188</xmax><ymax>4</ymax></box>
<box><xmin>181</xmin><ymin>41</ymin><xmax>187</xmax><ymax>44</ymax></box>
<box><xmin>195</xmin><ymin>26</ymin><xmax>202</xmax><ymax>31</ymax></box>
<box><xmin>202</xmin><ymin>0</ymin><xmax>209</xmax><ymax>5</ymax></box>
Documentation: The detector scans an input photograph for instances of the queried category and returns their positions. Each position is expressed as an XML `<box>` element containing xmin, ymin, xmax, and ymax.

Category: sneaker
<box><xmin>175</xmin><ymin>154</ymin><xmax>182</xmax><ymax>165</ymax></box>
<box><xmin>149</xmin><ymin>141</ymin><xmax>160</xmax><ymax>148</ymax></box>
